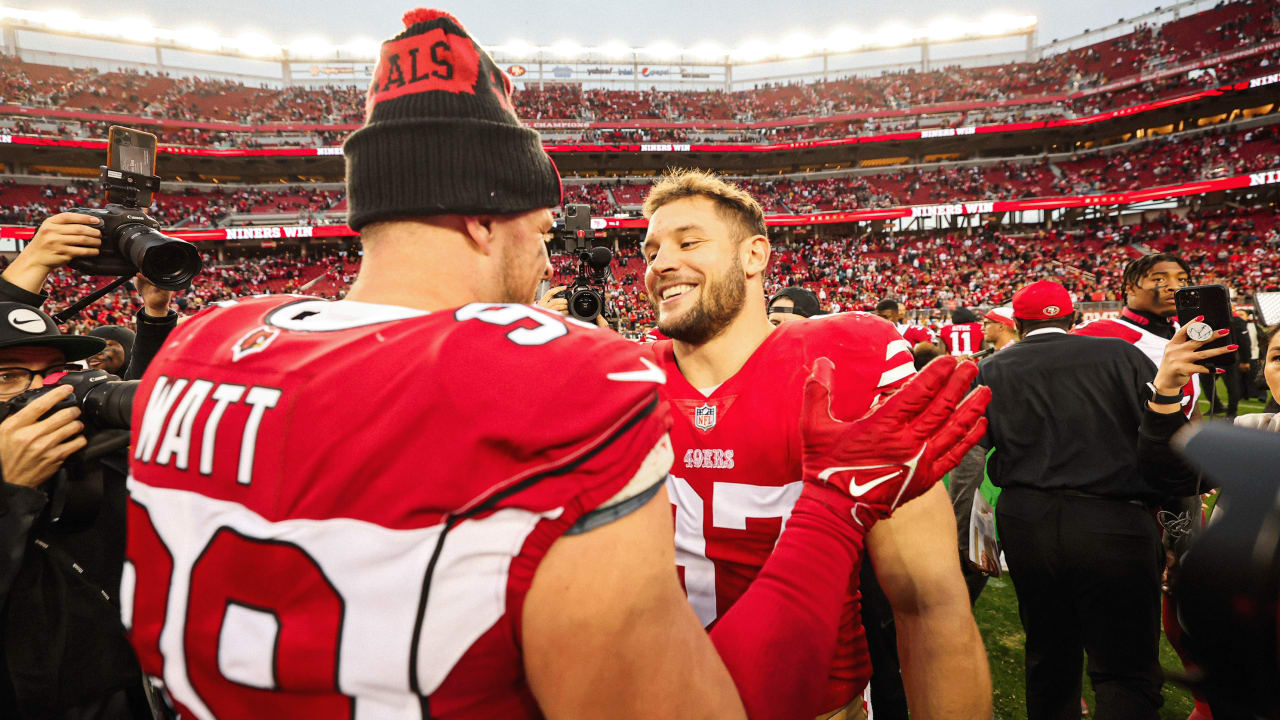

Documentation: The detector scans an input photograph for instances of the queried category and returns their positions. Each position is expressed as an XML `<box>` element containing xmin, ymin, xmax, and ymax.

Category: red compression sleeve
<box><xmin>708</xmin><ymin>487</ymin><xmax>864</xmax><ymax>720</ymax></box>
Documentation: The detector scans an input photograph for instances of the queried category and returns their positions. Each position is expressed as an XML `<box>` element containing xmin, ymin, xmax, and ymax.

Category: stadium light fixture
<box><xmin>234</xmin><ymin>31</ymin><xmax>279</xmax><ymax>57</ymax></box>
<box><xmin>824</xmin><ymin>26</ymin><xmax>863</xmax><ymax>53</ymax></box>
<box><xmin>288</xmin><ymin>36</ymin><xmax>333</xmax><ymax>58</ymax></box>
<box><xmin>114</xmin><ymin>17</ymin><xmax>158</xmax><ymax>43</ymax></box>
<box><xmin>339</xmin><ymin>37</ymin><xmax>380</xmax><ymax>57</ymax></box>
<box><xmin>872</xmin><ymin>23</ymin><xmax>917</xmax><ymax>48</ymax></box>
<box><xmin>982</xmin><ymin>12</ymin><xmax>1038</xmax><ymax>35</ymax></box>
<box><xmin>550</xmin><ymin>39</ymin><xmax>582</xmax><ymax>58</ymax></box>
<box><xmin>925</xmin><ymin>17</ymin><xmax>966</xmax><ymax>42</ymax></box>
<box><xmin>40</xmin><ymin>9</ymin><xmax>83</xmax><ymax>32</ymax></box>
<box><xmin>779</xmin><ymin>32</ymin><xmax>818</xmax><ymax>58</ymax></box>
<box><xmin>499</xmin><ymin>38</ymin><xmax>538</xmax><ymax>57</ymax></box>
<box><xmin>174</xmin><ymin>25</ymin><xmax>222</xmax><ymax>51</ymax></box>
<box><xmin>690</xmin><ymin>41</ymin><xmax>726</xmax><ymax>61</ymax></box>
<box><xmin>598</xmin><ymin>40</ymin><xmax>632</xmax><ymax>58</ymax></box>
<box><xmin>641</xmin><ymin>41</ymin><xmax>681</xmax><ymax>59</ymax></box>
<box><xmin>731</xmin><ymin>38</ymin><xmax>772</xmax><ymax>62</ymax></box>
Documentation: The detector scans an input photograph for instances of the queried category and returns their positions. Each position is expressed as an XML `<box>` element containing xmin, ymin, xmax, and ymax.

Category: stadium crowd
<box><xmin>0</xmin><ymin>0</ymin><xmax>1277</xmax><ymax>149</ymax></box>
<box><xmin>3</xmin><ymin>121</ymin><xmax>1275</xmax><ymax>229</ymax></box>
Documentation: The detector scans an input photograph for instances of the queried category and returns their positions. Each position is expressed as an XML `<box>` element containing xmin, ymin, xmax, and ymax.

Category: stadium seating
<box><xmin>4</xmin><ymin>120</ymin><xmax>1275</xmax><ymax>229</ymax></box>
<box><xmin>1</xmin><ymin>0</ymin><xmax>1277</xmax><ymax>148</ymax></box>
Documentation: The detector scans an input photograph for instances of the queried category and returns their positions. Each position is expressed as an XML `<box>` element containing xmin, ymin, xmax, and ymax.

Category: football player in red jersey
<box><xmin>641</xmin><ymin>170</ymin><xmax>992</xmax><ymax>719</ymax></box>
<box><xmin>939</xmin><ymin>308</ymin><xmax>985</xmax><ymax>357</ymax></box>
<box><xmin>875</xmin><ymin>298</ymin><xmax>937</xmax><ymax>349</ymax></box>
<box><xmin>124</xmin><ymin>10</ymin><xmax>988</xmax><ymax>720</ymax></box>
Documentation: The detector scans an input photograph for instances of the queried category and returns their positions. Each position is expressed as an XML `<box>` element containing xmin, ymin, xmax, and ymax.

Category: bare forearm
<box><xmin>0</xmin><ymin>257</ymin><xmax>51</xmax><ymax>296</ymax></box>
<box><xmin>896</xmin><ymin>601</ymin><xmax>991</xmax><ymax>720</ymax></box>
<box><xmin>868</xmin><ymin>486</ymin><xmax>991</xmax><ymax>719</ymax></box>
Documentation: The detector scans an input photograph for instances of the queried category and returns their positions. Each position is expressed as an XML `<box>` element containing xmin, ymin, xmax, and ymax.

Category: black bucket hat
<box><xmin>0</xmin><ymin>303</ymin><xmax>106</xmax><ymax>362</ymax></box>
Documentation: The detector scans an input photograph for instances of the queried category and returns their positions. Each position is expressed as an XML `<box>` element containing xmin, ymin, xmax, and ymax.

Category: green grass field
<box><xmin>975</xmin><ymin>576</ymin><xmax>1196</xmax><ymax>719</ymax></box>
<box><xmin>968</xmin><ymin>383</ymin><xmax>1272</xmax><ymax>718</ymax></box>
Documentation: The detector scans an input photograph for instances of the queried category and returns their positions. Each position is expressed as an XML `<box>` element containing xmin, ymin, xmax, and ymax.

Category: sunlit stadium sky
<box><xmin>5</xmin><ymin>0</ymin><xmax>1220</xmax><ymax>51</ymax></box>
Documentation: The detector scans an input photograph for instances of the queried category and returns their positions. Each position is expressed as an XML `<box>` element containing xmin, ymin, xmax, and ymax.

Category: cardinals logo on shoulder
<box><xmin>232</xmin><ymin>326</ymin><xmax>281</xmax><ymax>362</ymax></box>
<box><xmin>694</xmin><ymin>403</ymin><xmax>717</xmax><ymax>431</ymax></box>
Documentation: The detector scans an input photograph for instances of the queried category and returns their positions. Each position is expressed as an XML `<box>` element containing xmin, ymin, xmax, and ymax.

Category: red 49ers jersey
<box><xmin>648</xmin><ymin>313</ymin><xmax>915</xmax><ymax>709</ymax></box>
<box><xmin>939</xmin><ymin>322</ymin><xmax>984</xmax><ymax>356</ymax></box>
<box><xmin>125</xmin><ymin>296</ymin><xmax>670</xmax><ymax>719</ymax></box>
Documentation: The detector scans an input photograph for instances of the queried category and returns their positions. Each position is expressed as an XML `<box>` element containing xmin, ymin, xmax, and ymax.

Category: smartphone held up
<box><xmin>1174</xmin><ymin>284</ymin><xmax>1238</xmax><ymax>370</ymax></box>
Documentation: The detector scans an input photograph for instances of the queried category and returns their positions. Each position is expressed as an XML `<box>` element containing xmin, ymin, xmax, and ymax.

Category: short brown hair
<box><xmin>642</xmin><ymin>169</ymin><xmax>767</xmax><ymax>240</ymax></box>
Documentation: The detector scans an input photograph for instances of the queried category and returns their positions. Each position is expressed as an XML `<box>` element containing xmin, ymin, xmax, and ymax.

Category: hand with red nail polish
<box><xmin>1151</xmin><ymin>320</ymin><xmax>1240</xmax><ymax>413</ymax></box>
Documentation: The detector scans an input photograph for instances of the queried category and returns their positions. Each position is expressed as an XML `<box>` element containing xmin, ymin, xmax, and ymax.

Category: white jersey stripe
<box><xmin>878</xmin><ymin>361</ymin><xmax>916</xmax><ymax>388</ymax></box>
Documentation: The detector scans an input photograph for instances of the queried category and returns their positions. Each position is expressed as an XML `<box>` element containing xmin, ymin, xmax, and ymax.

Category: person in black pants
<box><xmin>978</xmin><ymin>280</ymin><xmax>1190</xmax><ymax>720</ymax></box>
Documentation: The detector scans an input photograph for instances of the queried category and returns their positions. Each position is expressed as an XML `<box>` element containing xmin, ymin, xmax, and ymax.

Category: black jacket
<box><xmin>977</xmin><ymin>330</ymin><xmax>1175</xmax><ymax>503</ymax></box>
<box><xmin>0</xmin><ymin>457</ymin><xmax>148</xmax><ymax>718</ymax></box>
<box><xmin>0</xmin><ymin>275</ymin><xmax>160</xmax><ymax>717</ymax></box>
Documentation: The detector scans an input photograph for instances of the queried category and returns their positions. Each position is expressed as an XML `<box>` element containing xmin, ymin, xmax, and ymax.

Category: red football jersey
<box><xmin>649</xmin><ymin>312</ymin><xmax>916</xmax><ymax>709</ymax></box>
<box><xmin>898</xmin><ymin>323</ymin><xmax>936</xmax><ymax>347</ymax></box>
<box><xmin>125</xmin><ymin>296</ymin><xmax>671</xmax><ymax>719</ymax></box>
<box><xmin>939</xmin><ymin>322</ymin><xmax>984</xmax><ymax>356</ymax></box>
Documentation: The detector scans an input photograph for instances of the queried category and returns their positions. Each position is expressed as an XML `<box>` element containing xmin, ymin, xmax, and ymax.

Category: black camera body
<box><xmin>1</xmin><ymin>370</ymin><xmax>137</xmax><ymax>527</ymax></box>
<box><xmin>67</xmin><ymin>166</ymin><xmax>202</xmax><ymax>291</ymax></box>
<box><xmin>557</xmin><ymin>246</ymin><xmax>614</xmax><ymax>323</ymax></box>
<box><xmin>2</xmin><ymin>370</ymin><xmax>137</xmax><ymax>433</ymax></box>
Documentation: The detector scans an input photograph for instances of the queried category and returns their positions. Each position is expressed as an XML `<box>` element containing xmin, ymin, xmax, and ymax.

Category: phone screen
<box><xmin>106</xmin><ymin>125</ymin><xmax>158</xmax><ymax>206</ymax></box>
<box><xmin>1174</xmin><ymin>284</ymin><xmax>1237</xmax><ymax>369</ymax></box>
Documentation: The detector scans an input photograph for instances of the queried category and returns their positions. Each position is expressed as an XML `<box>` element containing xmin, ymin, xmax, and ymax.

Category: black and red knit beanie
<box><xmin>343</xmin><ymin>9</ymin><xmax>561</xmax><ymax>231</ymax></box>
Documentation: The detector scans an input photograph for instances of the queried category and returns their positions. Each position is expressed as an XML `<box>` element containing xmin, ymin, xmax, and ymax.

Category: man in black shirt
<box><xmin>978</xmin><ymin>280</ymin><xmax>1167</xmax><ymax>720</ymax></box>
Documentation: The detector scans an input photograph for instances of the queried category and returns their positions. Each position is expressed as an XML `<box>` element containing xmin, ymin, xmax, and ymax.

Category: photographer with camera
<box><xmin>536</xmin><ymin>247</ymin><xmax>616</xmax><ymax>328</ymax></box>
<box><xmin>0</xmin><ymin>303</ymin><xmax>150</xmax><ymax>718</ymax></box>
<box><xmin>2</xmin><ymin>212</ymin><xmax>181</xmax><ymax>380</ymax></box>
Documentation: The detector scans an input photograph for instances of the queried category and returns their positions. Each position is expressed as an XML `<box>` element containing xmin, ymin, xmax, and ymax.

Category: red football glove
<box><xmin>800</xmin><ymin>354</ymin><xmax>992</xmax><ymax>528</ymax></box>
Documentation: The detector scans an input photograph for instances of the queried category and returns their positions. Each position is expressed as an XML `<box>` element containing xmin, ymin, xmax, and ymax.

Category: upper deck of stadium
<box><xmin>0</xmin><ymin>0</ymin><xmax>1275</xmax><ymax>140</ymax></box>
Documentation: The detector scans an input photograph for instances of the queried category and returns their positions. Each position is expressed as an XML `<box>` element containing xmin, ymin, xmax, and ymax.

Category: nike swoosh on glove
<box><xmin>800</xmin><ymin>354</ymin><xmax>992</xmax><ymax>528</ymax></box>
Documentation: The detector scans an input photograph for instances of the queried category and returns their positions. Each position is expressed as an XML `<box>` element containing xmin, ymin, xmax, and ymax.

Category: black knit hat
<box><xmin>343</xmin><ymin>9</ymin><xmax>562</xmax><ymax>231</ymax></box>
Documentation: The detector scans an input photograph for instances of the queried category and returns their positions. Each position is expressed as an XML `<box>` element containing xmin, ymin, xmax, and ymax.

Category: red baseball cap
<box><xmin>983</xmin><ymin>306</ymin><xmax>1016</xmax><ymax>328</ymax></box>
<box><xmin>1012</xmin><ymin>281</ymin><xmax>1074</xmax><ymax>320</ymax></box>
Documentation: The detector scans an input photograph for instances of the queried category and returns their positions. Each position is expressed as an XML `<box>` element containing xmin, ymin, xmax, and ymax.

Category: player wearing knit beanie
<box><xmin>343</xmin><ymin>9</ymin><xmax>561</xmax><ymax>230</ymax></box>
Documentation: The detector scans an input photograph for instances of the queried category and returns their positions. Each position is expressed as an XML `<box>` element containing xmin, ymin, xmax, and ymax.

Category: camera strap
<box><xmin>51</xmin><ymin>274</ymin><xmax>135</xmax><ymax>324</ymax></box>
<box><xmin>46</xmin><ymin>465</ymin><xmax>104</xmax><ymax>533</ymax></box>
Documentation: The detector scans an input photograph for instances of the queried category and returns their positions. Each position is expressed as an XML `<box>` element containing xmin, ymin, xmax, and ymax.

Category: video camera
<box><xmin>550</xmin><ymin>203</ymin><xmax>614</xmax><ymax>323</ymax></box>
<box><xmin>557</xmin><ymin>246</ymin><xmax>614</xmax><ymax>323</ymax></box>
<box><xmin>0</xmin><ymin>370</ymin><xmax>136</xmax><ymax>527</ymax></box>
<box><xmin>68</xmin><ymin>126</ymin><xmax>203</xmax><ymax>291</ymax></box>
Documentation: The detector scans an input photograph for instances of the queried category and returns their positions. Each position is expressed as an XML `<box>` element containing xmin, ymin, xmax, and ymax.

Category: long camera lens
<box><xmin>118</xmin><ymin>224</ymin><xmax>202</xmax><ymax>290</ymax></box>
<box><xmin>81</xmin><ymin>380</ymin><xmax>138</xmax><ymax>430</ymax></box>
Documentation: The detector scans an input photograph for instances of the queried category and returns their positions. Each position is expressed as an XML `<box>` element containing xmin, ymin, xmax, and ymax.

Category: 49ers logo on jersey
<box><xmin>683</xmin><ymin>448</ymin><xmax>734</xmax><ymax>469</ymax></box>
<box><xmin>231</xmin><ymin>326</ymin><xmax>281</xmax><ymax>362</ymax></box>
<box><xmin>694</xmin><ymin>403</ymin><xmax>717</xmax><ymax>431</ymax></box>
